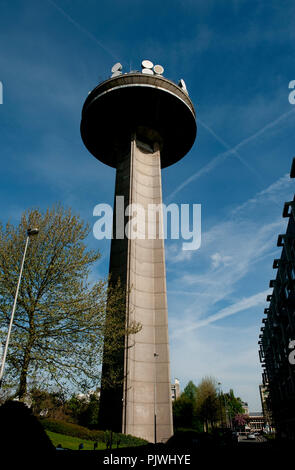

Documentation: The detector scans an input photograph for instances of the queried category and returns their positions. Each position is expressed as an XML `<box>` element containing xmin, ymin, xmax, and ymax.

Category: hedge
<box><xmin>40</xmin><ymin>418</ymin><xmax>148</xmax><ymax>447</ymax></box>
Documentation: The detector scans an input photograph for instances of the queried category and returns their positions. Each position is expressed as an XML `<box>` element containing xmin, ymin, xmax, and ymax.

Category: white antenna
<box><xmin>111</xmin><ymin>70</ymin><xmax>122</xmax><ymax>77</ymax></box>
<box><xmin>142</xmin><ymin>68</ymin><xmax>154</xmax><ymax>75</ymax></box>
<box><xmin>153</xmin><ymin>64</ymin><xmax>164</xmax><ymax>75</ymax></box>
<box><xmin>111</xmin><ymin>62</ymin><xmax>122</xmax><ymax>73</ymax></box>
<box><xmin>141</xmin><ymin>59</ymin><xmax>154</xmax><ymax>69</ymax></box>
<box><xmin>178</xmin><ymin>78</ymin><xmax>188</xmax><ymax>94</ymax></box>
<box><xmin>111</xmin><ymin>63</ymin><xmax>123</xmax><ymax>78</ymax></box>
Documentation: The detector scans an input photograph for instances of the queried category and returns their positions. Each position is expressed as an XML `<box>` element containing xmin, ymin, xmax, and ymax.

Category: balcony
<box><xmin>282</xmin><ymin>201</ymin><xmax>295</xmax><ymax>218</ymax></box>
<box><xmin>277</xmin><ymin>234</ymin><xmax>285</xmax><ymax>247</ymax></box>
<box><xmin>273</xmin><ymin>259</ymin><xmax>280</xmax><ymax>269</ymax></box>
<box><xmin>290</xmin><ymin>157</ymin><xmax>295</xmax><ymax>178</ymax></box>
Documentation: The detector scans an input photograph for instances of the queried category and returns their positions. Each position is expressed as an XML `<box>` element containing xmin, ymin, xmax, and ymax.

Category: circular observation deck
<box><xmin>80</xmin><ymin>73</ymin><xmax>197</xmax><ymax>169</ymax></box>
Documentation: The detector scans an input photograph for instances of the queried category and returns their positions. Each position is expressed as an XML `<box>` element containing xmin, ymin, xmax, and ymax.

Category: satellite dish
<box><xmin>153</xmin><ymin>64</ymin><xmax>164</xmax><ymax>75</ymax></box>
<box><xmin>111</xmin><ymin>70</ymin><xmax>122</xmax><ymax>77</ymax></box>
<box><xmin>111</xmin><ymin>62</ymin><xmax>122</xmax><ymax>73</ymax></box>
<box><xmin>141</xmin><ymin>60</ymin><xmax>154</xmax><ymax>69</ymax></box>
<box><xmin>178</xmin><ymin>79</ymin><xmax>188</xmax><ymax>93</ymax></box>
<box><xmin>142</xmin><ymin>68</ymin><xmax>154</xmax><ymax>75</ymax></box>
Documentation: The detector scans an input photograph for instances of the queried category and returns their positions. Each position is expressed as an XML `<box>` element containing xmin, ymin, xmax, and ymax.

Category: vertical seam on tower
<box><xmin>124</xmin><ymin>133</ymin><xmax>135</xmax><ymax>434</ymax></box>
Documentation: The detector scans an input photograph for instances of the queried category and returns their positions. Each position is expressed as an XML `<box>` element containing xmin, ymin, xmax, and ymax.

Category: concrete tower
<box><xmin>80</xmin><ymin>62</ymin><xmax>196</xmax><ymax>443</ymax></box>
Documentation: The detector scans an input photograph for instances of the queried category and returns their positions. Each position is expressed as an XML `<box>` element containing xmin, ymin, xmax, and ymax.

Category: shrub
<box><xmin>113</xmin><ymin>432</ymin><xmax>148</xmax><ymax>447</ymax></box>
<box><xmin>40</xmin><ymin>419</ymin><xmax>148</xmax><ymax>447</ymax></box>
<box><xmin>40</xmin><ymin>418</ymin><xmax>105</xmax><ymax>441</ymax></box>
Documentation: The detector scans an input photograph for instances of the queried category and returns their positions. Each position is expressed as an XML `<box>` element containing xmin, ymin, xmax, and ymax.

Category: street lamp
<box><xmin>0</xmin><ymin>227</ymin><xmax>39</xmax><ymax>388</ymax></box>
<box><xmin>218</xmin><ymin>382</ymin><xmax>223</xmax><ymax>427</ymax></box>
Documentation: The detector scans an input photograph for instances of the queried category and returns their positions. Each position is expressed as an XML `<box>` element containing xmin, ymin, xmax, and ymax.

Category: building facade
<box><xmin>247</xmin><ymin>412</ymin><xmax>265</xmax><ymax>432</ymax></box>
<box><xmin>259</xmin><ymin>384</ymin><xmax>272</xmax><ymax>431</ymax></box>
<box><xmin>171</xmin><ymin>378</ymin><xmax>181</xmax><ymax>402</ymax></box>
<box><xmin>259</xmin><ymin>158</ymin><xmax>295</xmax><ymax>440</ymax></box>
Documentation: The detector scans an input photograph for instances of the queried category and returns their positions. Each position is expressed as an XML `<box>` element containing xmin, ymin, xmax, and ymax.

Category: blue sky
<box><xmin>1</xmin><ymin>0</ymin><xmax>295</xmax><ymax>411</ymax></box>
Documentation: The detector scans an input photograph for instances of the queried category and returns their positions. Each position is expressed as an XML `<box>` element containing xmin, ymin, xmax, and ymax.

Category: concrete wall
<box><xmin>122</xmin><ymin>137</ymin><xmax>173</xmax><ymax>443</ymax></box>
<box><xmin>99</xmin><ymin>136</ymin><xmax>173</xmax><ymax>443</ymax></box>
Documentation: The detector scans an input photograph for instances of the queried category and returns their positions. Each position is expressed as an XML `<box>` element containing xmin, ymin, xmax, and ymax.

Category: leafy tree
<box><xmin>173</xmin><ymin>394</ymin><xmax>195</xmax><ymax>429</ymax></box>
<box><xmin>195</xmin><ymin>377</ymin><xmax>219</xmax><ymax>431</ymax></box>
<box><xmin>67</xmin><ymin>394</ymin><xmax>86</xmax><ymax>422</ymax></box>
<box><xmin>78</xmin><ymin>393</ymin><xmax>100</xmax><ymax>429</ymax></box>
<box><xmin>30</xmin><ymin>387</ymin><xmax>70</xmax><ymax>421</ymax></box>
<box><xmin>233</xmin><ymin>413</ymin><xmax>248</xmax><ymax>431</ymax></box>
<box><xmin>183</xmin><ymin>380</ymin><xmax>198</xmax><ymax>401</ymax></box>
<box><xmin>67</xmin><ymin>392</ymin><xmax>100</xmax><ymax>429</ymax></box>
<box><xmin>173</xmin><ymin>381</ymin><xmax>202</xmax><ymax>431</ymax></box>
<box><xmin>223</xmin><ymin>389</ymin><xmax>245</xmax><ymax>425</ymax></box>
<box><xmin>0</xmin><ymin>205</ymin><xmax>139</xmax><ymax>399</ymax></box>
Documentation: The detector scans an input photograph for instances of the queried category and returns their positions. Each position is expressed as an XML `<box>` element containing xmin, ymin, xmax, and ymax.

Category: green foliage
<box><xmin>183</xmin><ymin>381</ymin><xmax>198</xmax><ymax>401</ymax></box>
<box><xmin>173</xmin><ymin>394</ymin><xmax>196</xmax><ymax>429</ymax></box>
<box><xmin>195</xmin><ymin>377</ymin><xmax>220</xmax><ymax>431</ymax></box>
<box><xmin>40</xmin><ymin>418</ymin><xmax>148</xmax><ymax>447</ymax></box>
<box><xmin>173</xmin><ymin>381</ymin><xmax>202</xmax><ymax>432</ymax></box>
<box><xmin>223</xmin><ymin>389</ymin><xmax>245</xmax><ymax>421</ymax></box>
<box><xmin>40</xmin><ymin>418</ymin><xmax>105</xmax><ymax>441</ymax></box>
<box><xmin>102</xmin><ymin>431</ymin><xmax>147</xmax><ymax>447</ymax></box>
<box><xmin>67</xmin><ymin>393</ymin><xmax>100</xmax><ymax>429</ymax></box>
<box><xmin>46</xmin><ymin>430</ymin><xmax>106</xmax><ymax>450</ymax></box>
<box><xmin>175</xmin><ymin>377</ymin><xmax>247</xmax><ymax>433</ymax></box>
<box><xmin>30</xmin><ymin>387</ymin><xmax>70</xmax><ymax>421</ymax></box>
<box><xmin>0</xmin><ymin>205</ymin><xmax>140</xmax><ymax>398</ymax></box>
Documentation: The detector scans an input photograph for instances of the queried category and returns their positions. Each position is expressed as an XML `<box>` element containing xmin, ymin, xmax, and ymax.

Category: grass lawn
<box><xmin>46</xmin><ymin>430</ymin><xmax>107</xmax><ymax>451</ymax></box>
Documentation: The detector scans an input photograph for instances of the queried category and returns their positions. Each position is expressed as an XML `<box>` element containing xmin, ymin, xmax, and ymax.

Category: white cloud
<box><xmin>231</xmin><ymin>173</ymin><xmax>293</xmax><ymax>216</ymax></box>
<box><xmin>210</xmin><ymin>252</ymin><xmax>232</xmax><ymax>269</ymax></box>
<box><xmin>165</xmin><ymin>243</ymin><xmax>194</xmax><ymax>264</ymax></box>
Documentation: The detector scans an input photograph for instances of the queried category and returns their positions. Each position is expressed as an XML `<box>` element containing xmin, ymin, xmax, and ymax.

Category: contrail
<box><xmin>198</xmin><ymin>118</ymin><xmax>264</xmax><ymax>184</ymax></box>
<box><xmin>171</xmin><ymin>289</ymin><xmax>269</xmax><ymax>337</ymax></box>
<box><xmin>47</xmin><ymin>0</ymin><xmax>118</xmax><ymax>60</ymax></box>
<box><xmin>166</xmin><ymin>149</ymin><xmax>231</xmax><ymax>202</ymax></box>
<box><xmin>234</xmin><ymin>107</ymin><xmax>295</xmax><ymax>150</ymax></box>
<box><xmin>167</xmin><ymin>107</ymin><xmax>295</xmax><ymax>202</ymax></box>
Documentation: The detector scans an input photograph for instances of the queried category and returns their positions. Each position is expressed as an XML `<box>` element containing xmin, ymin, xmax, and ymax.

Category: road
<box><xmin>238</xmin><ymin>434</ymin><xmax>267</xmax><ymax>444</ymax></box>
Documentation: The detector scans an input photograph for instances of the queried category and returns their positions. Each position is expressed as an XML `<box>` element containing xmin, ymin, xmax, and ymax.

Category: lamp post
<box><xmin>0</xmin><ymin>227</ymin><xmax>39</xmax><ymax>388</ymax></box>
<box><xmin>218</xmin><ymin>382</ymin><xmax>223</xmax><ymax>427</ymax></box>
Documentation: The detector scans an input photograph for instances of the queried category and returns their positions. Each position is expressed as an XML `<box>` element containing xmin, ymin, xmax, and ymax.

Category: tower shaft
<box><xmin>98</xmin><ymin>136</ymin><xmax>173</xmax><ymax>443</ymax></box>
